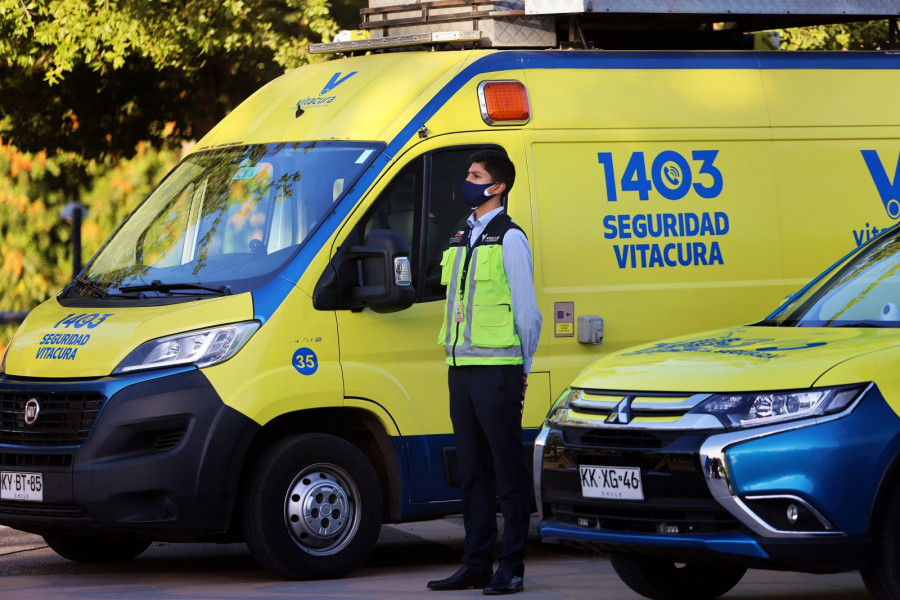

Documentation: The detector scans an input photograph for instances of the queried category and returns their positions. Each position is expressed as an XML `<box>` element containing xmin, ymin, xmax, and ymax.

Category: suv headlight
<box><xmin>690</xmin><ymin>384</ymin><xmax>866</xmax><ymax>430</ymax></box>
<box><xmin>113</xmin><ymin>321</ymin><xmax>260</xmax><ymax>374</ymax></box>
<box><xmin>545</xmin><ymin>387</ymin><xmax>579</xmax><ymax>426</ymax></box>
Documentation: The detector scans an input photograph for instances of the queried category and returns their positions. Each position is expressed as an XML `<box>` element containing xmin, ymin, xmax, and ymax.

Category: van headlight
<box><xmin>690</xmin><ymin>384</ymin><xmax>865</xmax><ymax>430</ymax></box>
<box><xmin>545</xmin><ymin>387</ymin><xmax>580</xmax><ymax>426</ymax></box>
<box><xmin>113</xmin><ymin>321</ymin><xmax>260</xmax><ymax>374</ymax></box>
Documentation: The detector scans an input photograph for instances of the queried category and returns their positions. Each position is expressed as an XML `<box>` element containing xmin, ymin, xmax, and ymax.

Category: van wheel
<box><xmin>243</xmin><ymin>433</ymin><xmax>383</xmax><ymax>580</ymax></box>
<box><xmin>42</xmin><ymin>533</ymin><xmax>151</xmax><ymax>563</ymax></box>
<box><xmin>610</xmin><ymin>553</ymin><xmax>746</xmax><ymax>600</ymax></box>
<box><xmin>862</xmin><ymin>477</ymin><xmax>900</xmax><ymax>599</ymax></box>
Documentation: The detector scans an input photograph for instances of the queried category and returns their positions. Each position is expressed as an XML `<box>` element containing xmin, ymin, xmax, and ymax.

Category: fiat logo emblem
<box><xmin>24</xmin><ymin>398</ymin><xmax>40</xmax><ymax>426</ymax></box>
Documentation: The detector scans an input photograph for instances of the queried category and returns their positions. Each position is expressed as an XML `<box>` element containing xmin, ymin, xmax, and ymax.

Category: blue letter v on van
<box><xmin>861</xmin><ymin>150</ymin><xmax>900</xmax><ymax>220</ymax></box>
<box><xmin>321</xmin><ymin>72</ymin><xmax>357</xmax><ymax>95</ymax></box>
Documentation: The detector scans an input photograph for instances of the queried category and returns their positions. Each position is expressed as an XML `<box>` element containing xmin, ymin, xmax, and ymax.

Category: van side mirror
<box><xmin>350</xmin><ymin>230</ymin><xmax>415</xmax><ymax>313</ymax></box>
<box><xmin>313</xmin><ymin>229</ymin><xmax>415</xmax><ymax>313</ymax></box>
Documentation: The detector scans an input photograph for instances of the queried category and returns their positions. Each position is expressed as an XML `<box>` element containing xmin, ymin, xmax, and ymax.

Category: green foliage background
<box><xmin>0</xmin><ymin>0</ymin><xmax>342</xmax><ymax>158</ymax></box>
<box><xmin>778</xmin><ymin>20</ymin><xmax>891</xmax><ymax>50</ymax></box>
<box><xmin>0</xmin><ymin>140</ymin><xmax>179</xmax><ymax>347</ymax></box>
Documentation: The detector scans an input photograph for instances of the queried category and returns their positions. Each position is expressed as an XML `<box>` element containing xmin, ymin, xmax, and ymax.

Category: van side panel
<box><xmin>529</xmin><ymin>131</ymin><xmax>784</xmax><ymax>382</ymax></box>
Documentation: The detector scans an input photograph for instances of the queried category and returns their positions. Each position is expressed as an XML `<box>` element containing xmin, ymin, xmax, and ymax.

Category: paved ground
<box><xmin>0</xmin><ymin>516</ymin><xmax>872</xmax><ymax>599</ymax></box>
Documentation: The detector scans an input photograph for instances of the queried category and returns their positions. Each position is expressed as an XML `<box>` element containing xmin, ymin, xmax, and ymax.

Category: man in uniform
<box><xmin>428</xmin><ymin>149</ymin><xmax>542</xmax><ymax>595</ymax></box>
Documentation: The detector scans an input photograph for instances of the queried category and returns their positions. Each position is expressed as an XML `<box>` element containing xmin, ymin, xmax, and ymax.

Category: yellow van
<box><xmin>2</xmin><ymin>42</ymin><xmax>900</xmax><ymax>578</ymax></box>
<box><xmin>534</xmin><ymin>222</ymin><xmax>900</xmax><ymax>600</ymax></box>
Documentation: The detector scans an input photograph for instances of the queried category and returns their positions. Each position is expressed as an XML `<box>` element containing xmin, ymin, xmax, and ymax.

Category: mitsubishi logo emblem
<box><xmin>606</xmin><ymin>396</ymin><xmax>634</xmax><ymax>425</ymax></box>
<box><xmin>24</xmin><ymin>398</ymin><xmax>40</xmax><ymax>426</ymax></box>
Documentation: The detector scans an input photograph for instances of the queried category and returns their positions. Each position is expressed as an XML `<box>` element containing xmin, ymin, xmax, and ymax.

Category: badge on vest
<box><xmin>454</xmin><ymin>301</ymin><xmax>464</xmax><ymax>323</ymax></box>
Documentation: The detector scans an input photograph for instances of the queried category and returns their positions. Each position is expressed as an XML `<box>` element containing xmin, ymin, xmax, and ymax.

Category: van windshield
<box><xmin>768</xmin><ymin>228</ymin><xmax>900</xmax><ymax>327</ymax></box>
<box><xmin>71</xmin><ymin>142</ymin><xmax>381</xmax><ymax>299</ymax></box>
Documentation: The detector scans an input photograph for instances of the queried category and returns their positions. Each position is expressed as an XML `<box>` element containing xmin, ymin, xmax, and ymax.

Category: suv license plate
<box><xmin>579</xmin><ymin>465</ymin><xmax>644</xmax><ymax>501</ymax></box>
<box><xmin>0</xmin><ymin>471</ymin><xmax>43</xmax><ymax>502</ymax></box>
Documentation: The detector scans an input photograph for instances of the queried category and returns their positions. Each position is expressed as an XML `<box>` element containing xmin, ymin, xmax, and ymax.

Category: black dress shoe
<box><xmin>427</xmin><ymin>565</ymin><xmax>492</xmax><ymax>590</ymax></box>
<box><xmin>482</xmin><ymin>569</ymin><xmax>524</xmax><ymax>595</ymax></box>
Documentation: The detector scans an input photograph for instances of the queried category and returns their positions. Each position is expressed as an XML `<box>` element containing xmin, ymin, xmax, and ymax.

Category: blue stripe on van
<box><xmin>255</xmin><ymin>50</ymin><xmax>900</xmax><ymax>320</ymax></box>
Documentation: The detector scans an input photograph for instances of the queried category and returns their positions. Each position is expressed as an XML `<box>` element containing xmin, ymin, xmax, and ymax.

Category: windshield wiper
<box><xmin>118</xmin><ymin>280</ymin><xmax>231</xmax><ymax>296</ymax></box>
<box><xmin>73</xmin><ymin>275</ymin><xmax>109</xmax><ymax>298</ymax></box>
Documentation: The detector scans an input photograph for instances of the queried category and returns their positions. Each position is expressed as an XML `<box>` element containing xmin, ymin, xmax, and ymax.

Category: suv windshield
<box><xmin>768</xmin><ymin>227</ymin><xmax>900</xmax><ymax>327</ymax></box>
<box><xmin>69</xmin><ymin>142</ymin><xmax>381</xmax><ymax>299</ymax></box>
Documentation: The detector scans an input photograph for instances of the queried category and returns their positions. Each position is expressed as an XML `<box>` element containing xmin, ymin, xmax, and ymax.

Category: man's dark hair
<box><xmin>469</xmin><ymin>149</ymin><xmax>515</xmax><ymax>196</ymax></box>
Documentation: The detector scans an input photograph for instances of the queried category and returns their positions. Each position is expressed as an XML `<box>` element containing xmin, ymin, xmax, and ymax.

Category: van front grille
<box><xmin>0</xmin><ymin>500</ymin><xmax>87</xmax><ymax>519</ymax></box>
<box><xmin>0</xmin><ymin>393</ymin><xmax>105</xmax><ymax>446</ymax></box>
<box><xmin>0</xmin><ymin>452</ymin><xmax>73</xmax><ymax>467</ymax></box>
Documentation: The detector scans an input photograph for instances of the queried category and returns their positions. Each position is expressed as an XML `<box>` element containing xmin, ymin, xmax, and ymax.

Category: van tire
<box><xmin>42</xmin><ymin>533</ymin><xmax>151</xmax><ymax>563</ymax></box>
<box><xmin>610</xmin><ymin>553</ymin><xmax>746</xmax><ymax>600</ymax></box>
<box><xmin>242</xmin><ymin>433</ymin><xmax>383</xmax><ymax>580</ymax></box>
<box><xmin>861</xmin><ymin>477</ymin><xmax>900</xmax><ymax>599</ymax></box>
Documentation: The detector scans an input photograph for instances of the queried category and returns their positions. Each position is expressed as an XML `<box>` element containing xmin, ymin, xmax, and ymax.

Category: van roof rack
<box><xmin>311</xmin><ymin>0</ymin><xmax>900</xmax><ymax>54</ymax></box>
<box><xmin>310</xmin><ymin>30</ymin><xmax>481</xmax><ymax>55</ymax></box>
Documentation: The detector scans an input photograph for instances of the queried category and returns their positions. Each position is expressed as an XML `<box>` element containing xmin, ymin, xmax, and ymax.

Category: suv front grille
<box><xmin>564</xmin><ymin>428</ymin><xmax>683</xmax><ymax>449</ymax></box>
<box><xmin>551</xmin><ymin>500</ymin><xmax>743</xmax><ymax>534</ymax></box>
<box><xmin>0</xmin><ymin>393</ymin><xmax>105</xmax><ymax>446</ymax></box>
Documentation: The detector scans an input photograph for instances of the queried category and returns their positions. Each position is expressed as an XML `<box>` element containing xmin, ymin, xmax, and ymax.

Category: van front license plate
<box><xmin>579</xmin><ymin>465</ymin><xmax>644</xmax><ymax>501</ymax></box>
<box><xmin>0</xmin><ymin>471</ymin><xmax>43</xmax><ymax>502</ymax></box>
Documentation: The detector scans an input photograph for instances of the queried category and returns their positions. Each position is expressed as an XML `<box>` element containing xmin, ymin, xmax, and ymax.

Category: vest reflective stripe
<box><xmin>440</xmin><ymin>247</ymin><xmax>465</xmax><ymax>349</ymax></box>
<box><xmin>438</xmin><ymin>241</ymin><xmax>522</xmax><ymax>366</ymax></box>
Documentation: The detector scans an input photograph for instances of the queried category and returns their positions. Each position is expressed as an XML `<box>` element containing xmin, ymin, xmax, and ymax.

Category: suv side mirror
<box><xmin>313</xmin><ymin>229</ymin><xmax>415</xmax><ymax>313</ymax></box>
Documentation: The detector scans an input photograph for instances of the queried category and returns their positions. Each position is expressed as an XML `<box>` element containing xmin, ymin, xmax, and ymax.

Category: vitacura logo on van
<box><xmin>295</xmin><ymin>71</ymin><xmax>357</xmax><ymax>115</ymax></box>
<box><xmin>861</xmin><ymin>150</ymin><xmax>900</xmax><ymax>220</ymax></box>
<box><xmin>599</xmin><ymin>149</ymin><xmax>728</xmax><ymax>270</ymax></box>
<box><xmin>851</xmin><ymin>150</ymin><xmax>900</xmax><ymax>247</ymax></box>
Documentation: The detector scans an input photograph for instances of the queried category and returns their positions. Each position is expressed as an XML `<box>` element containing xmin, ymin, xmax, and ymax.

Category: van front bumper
<box><xmin>0</xmin><ymin>367</ymin><xmax>260</xmax><ymax>541</ymax></box>
<box><xmin>535</xmin><ymin>384</ymin><xmax>900</xmax><ymax>571</ymax></box>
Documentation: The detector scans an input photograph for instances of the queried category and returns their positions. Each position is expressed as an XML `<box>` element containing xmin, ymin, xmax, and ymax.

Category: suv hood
<box><xmin>571</xmin><ymin>326</ymin><xmax>900</xmax><ymax>392</ymax></box>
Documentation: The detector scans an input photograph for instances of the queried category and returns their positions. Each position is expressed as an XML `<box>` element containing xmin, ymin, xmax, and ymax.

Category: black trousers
<box><xmin>448</xmin><ymin>364</ymin><xmax>532</xmax><ymax>576</ymax></box>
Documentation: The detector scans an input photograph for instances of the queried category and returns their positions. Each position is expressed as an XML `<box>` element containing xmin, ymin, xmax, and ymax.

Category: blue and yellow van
<box><xmin>3</xmin><ymin>43</ymin><xmax>900</xmax><ymax>579</ymax></box>
<box><xmin>536</xmin><ymin>224</ymin><xmax>900</xmax><ymax>599</ymax></box>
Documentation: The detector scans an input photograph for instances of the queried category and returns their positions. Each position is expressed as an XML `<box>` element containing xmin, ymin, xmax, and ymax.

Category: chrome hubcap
<box><xmin>284</xmin><ymin>463</ymin><xmax>360</xmax><ymax>556</ymax></box>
